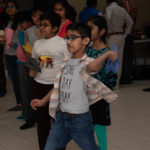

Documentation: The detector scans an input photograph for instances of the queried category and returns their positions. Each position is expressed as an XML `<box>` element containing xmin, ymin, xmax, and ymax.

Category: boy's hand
<box><xmin>30</xmin><ymin>99</ymin><xmax>45</xmax><ymax>110</ymax></box>
<box><xmin>108</xmin><ymin>50</ymin><xmax>117</xmax><ymax>62</ymax></box>
<box><xmin>29</xmin><ymin>68</ymin><xmax>37</xmax><ymax>77</ymax></box>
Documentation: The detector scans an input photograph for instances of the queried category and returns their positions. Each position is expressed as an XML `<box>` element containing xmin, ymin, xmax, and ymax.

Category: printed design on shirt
<box><xmin>60</xmin><ymin>63</ymin><xmax>77</xmax><ymax>103</ymax></box>
<box><xmin>38</xmin><ymin>55</ymin><xmax>54</xmax><ymax>69</ymax></box>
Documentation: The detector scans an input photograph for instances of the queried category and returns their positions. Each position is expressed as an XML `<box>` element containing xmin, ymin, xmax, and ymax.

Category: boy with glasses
<box><xmin>29</xmin><ymin>11</ymin><xmax>70</xmax><ymax>150</ymax></box>
<box><xmin>31</xmin><ymin>22</ymin><xmax>117</xmax><ymax>150</ymax></box>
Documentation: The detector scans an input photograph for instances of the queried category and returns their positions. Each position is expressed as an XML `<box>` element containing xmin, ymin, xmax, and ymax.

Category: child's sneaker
<box><xmin>16</xmin><ymin>114</ymin><xmax>26</xmax><ymax>120</ymax></box>
<box><xmin>0</xmin><ymin>90</ymin><xmax>6</xmax><ymax>97</ymax></box>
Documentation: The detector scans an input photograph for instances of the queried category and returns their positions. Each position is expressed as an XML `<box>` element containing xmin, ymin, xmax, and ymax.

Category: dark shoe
<box><xmin>20</xmin><ymin>123</ymin><xmax>35</xmax><ymax>130</ymax></box>
<box><xmin>143</xmin><ymin>87</ymin><xmax>150</xmax><ymax>92</ymax></box>
<box><xmin>8</xmin><ymin>105</ymin><xmax>22</xmax><ymax>111</ymax></box>
<box><xmin>0</xmin><ymin>90</ymin><xmax>6</xmax><ymax>97</ymax></box>
<box><xmin>16</xmin><ymin>114</ymin><xmax>26</xmax><ymax>120</ymax></box>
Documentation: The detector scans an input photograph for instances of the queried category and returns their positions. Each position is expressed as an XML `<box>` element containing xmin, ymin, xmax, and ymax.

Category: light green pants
<box><xmin>93</xmin><ymin>124</ymin><xmax>107</xmax><ymax>150</ymax></box>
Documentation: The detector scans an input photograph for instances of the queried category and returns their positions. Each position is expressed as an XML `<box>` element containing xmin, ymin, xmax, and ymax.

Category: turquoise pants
<box><xmin>93</xmin><ymin>124</ymin><xmax>107</xmax><ymax>150</ymax></box>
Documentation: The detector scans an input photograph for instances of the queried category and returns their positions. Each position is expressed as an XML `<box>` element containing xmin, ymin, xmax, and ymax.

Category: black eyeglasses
<box><xmin>39</xmin><ymin>23</ymin><xmax>51</xmax><ymax>28</ymax></box>
<box><xmin>65</xmin><ymin>35</ymin><xmax>82</xmax><ymax>41</ymax></box>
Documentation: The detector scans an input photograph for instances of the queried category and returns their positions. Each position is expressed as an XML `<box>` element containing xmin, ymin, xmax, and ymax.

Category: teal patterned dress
<box><xmin>86</xmin><ymin>46</ymin><xmax>117</xmax><ymax>125</ymax></box>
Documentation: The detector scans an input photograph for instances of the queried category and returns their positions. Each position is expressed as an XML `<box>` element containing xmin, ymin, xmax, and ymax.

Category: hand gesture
<box><xmin>30</xmin><ymin>99</ymin><xmax>45</xmax><ymax>110</ymax></box>
<box><xmin>109</xmin><ymin>51</ymin><xmax>117</xmax><ymax>62</ymax></box>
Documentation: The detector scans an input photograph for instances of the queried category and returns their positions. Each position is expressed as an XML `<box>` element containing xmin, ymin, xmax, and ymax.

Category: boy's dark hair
<box><xmin>53</xmin><ymin>0</ymin><xmax>77</xmax><ymax>22</ymax></box>
<box><xmin>19</xmin><ymin>11</ymin><xmax>32</xmax><ymax>24</ymax></box>
<box><xmin>40</xmin><ymin>11</ymin><xmax>61</xmax><ymax>32</ymax></box>
<box><xmin>88</xmin><ymin>15</ymin><xmax>107</xmax><ymax>43</ymax></box>
<box><xmin>66</xmin><ymin>22</ymin><xmax>91</xmax><ymax>39</ymax></box>
<box><xmin>31</xmin><ymin>7</ymin><xmax>45</xmax><ymax>16</ymax></box>
<box><xmin>86</xmin><ymin>0</ymin><xmax>97</xmax><ymax>7</ymax></box>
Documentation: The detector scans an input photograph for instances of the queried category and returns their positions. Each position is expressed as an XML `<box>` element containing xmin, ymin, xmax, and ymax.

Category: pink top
<box><xmin>58</xmin><ymin>19</ymin><xmax>72</xmax><ymax>38</ymax></box>
<box><xmin>5</xmin><ymin>28</ymin><xmax>14</xmax><ymax>51</ymax></box>
<box><xmin>16</xmin><ymin>44</ymin><xmax>28</xmax><ymax>62</ymax></box>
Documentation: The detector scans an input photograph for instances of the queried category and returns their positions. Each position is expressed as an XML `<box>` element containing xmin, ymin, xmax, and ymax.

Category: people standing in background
<box><xmin>19</xmin><ymin>8</ymin><xmax>44</xmax><ymax>130</ymax></box>
<box><xmin>53</xmin><ymin>0</ymin><xmax>76</xmax><ymax>38</ymax></box>
<box><xmin>0</xmin><ymin>0</ymin><xmax>21</xmax><ymax>110</ymax></box>
<box><xmin>12</xmin><ymin>11</ymin><xmax>34</xmax><ymax>126</ymax></box>
<box><xmin>79</xmin><ymin>0</ymin><xmax>102</xmax><ymax>23</ymax></box>
<box><xmin>0</xmin><ymin>0</ymin><xmax>6</xmax><ymax>97</ymax></box>
<box><xmin>87</xmin><ymin>15</ymin><xmax>117</xmax><ymax>150</ymax></box>
<box><xmin>25</xmin><ymin>8</ymin><xmax>43</xmax><ymax>47</ymax></box>
<box><xmin>119</xmin><ymin>0</ymin><xmax>137</xmax><ymax>84</ymax></box>
<box><xmin>105</xmin><ymin>0</ymin><xmax>133</xmax><ymax>88</ymax></box>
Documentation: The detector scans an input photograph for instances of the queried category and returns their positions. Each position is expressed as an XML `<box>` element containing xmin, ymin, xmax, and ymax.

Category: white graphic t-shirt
<box><xmin>32</xmin><ymin>35</ymin><xmax>70</xmax><ymax>84</ymax></box>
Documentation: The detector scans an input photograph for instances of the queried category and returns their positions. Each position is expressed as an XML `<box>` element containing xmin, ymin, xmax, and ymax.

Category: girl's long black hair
<box><xmin>88</xmin><ymin>15</ymin><xmax>108</xmax><ymax>43</ymax></box>
<box><xmin>52</xmin><ymin>0</ymin><xmax>77</xmax><ymax>22</ymax></box>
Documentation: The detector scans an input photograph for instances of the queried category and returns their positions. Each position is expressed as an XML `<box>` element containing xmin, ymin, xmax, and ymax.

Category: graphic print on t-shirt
<box><xmin>38</xmin><ymin>55</ymin><xmax>54</xmax><ymax>69</ymax></box>
<box><xmin>60</xmin><ymin>62</ymin><xmax>78</xmax><ymax>103</ymax></box>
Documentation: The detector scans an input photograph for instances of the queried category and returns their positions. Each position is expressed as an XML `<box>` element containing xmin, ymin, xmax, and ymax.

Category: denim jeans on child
<box><xmin>44</xmin><ymin>110</ymin><xmax>100</xmax><ymax>150</ymax></box>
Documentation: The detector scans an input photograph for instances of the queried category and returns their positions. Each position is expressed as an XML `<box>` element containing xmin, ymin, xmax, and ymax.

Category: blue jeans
<box><xmin>44</xmin><ymin>110</ymin><xmax>100</xmax><ymax>150</ymax></box>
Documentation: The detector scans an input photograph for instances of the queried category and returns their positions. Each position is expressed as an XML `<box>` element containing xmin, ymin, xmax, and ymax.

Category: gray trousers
<box><xmin>17</xmin><ymin>63</ymin><xmax>36</xmax><ymax>124</ymax></box>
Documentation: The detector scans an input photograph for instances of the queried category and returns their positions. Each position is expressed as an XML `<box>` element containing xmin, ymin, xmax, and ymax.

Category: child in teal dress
<box><xmin>86</xmin><ymin>15</ymin><xmax>118</xmax><ymax>150</ymax></box>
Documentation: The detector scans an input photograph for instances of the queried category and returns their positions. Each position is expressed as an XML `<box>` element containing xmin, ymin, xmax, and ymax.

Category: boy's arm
<box><xmin>30</xmin><ymin>89</ymin><xmax>53</xmax><ymax>110</ymax></box>
<box><xmin>86</xmin><ymin>50</ymin><xmax>117</xmax><ymax>73</ymax></box>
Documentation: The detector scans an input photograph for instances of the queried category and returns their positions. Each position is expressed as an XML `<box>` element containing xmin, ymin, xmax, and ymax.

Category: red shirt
<box><xmin>58</xmin><ymin>19</ymin><xmax>72</xmax><ymax>38</ymax></box>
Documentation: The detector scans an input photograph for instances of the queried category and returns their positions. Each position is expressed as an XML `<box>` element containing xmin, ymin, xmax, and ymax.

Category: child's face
<box><xmin>66</xmin><ymin>30</ymin><xmax>90</xmax><ymax>58</ymax></box>
<box><xmin>32</xmin><ymin>10</ymin><xmax>43</xmax><ymax>26</ymax></box>
<box><xmin>87</xmin><ymin>21</ymin><xmax>101</xmax><ymax>41</ymax></box>
<box><xmin>39</xmin><ymin>19</ymin><xmax>57</xmax><ymax>39</ymax></box>
<box><xmin>54</xmin><ymin>3</ymin><xmax>66</xmax><ymax>20</ymax></box>
<box><xmin>21</xmin><ymin>21</ymin><xmax>32</xmax><ymax>30</ymax></box>
<box><xmin>6</xmin><ymin>2</ymin><xmax>18</xmax><ymax>17</ymax></box>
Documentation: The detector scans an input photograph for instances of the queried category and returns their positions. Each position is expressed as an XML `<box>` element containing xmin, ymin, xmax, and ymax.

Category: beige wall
<box><xmin>68</xmin><ymin>0</ymin><xmax>150</xmax><ymax>30</ymax></box>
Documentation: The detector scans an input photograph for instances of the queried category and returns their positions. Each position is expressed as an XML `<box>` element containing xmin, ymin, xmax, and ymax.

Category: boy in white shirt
<box><xmin>29</xmin><ymin>11</ymin><xmax>70</xmax><ymax>150</ymax></box>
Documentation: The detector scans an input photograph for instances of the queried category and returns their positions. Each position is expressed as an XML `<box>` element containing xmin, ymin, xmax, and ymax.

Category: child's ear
<box><xmin>52</xmin><ymin>26</ymin><xmax>59</xmax><ymax>33</ymax></box>
<box><xmin>100</xmin><ymin>29</ymin><xmax>106</xmax><ymax>36</ymax></box>
<box><xmin>83</xmin><ymin>37</ymin><xmax>90</xmax><ymax>46</ymax></box>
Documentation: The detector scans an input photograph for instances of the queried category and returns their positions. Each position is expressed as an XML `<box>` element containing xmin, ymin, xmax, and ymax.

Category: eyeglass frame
<box><xmin>39</xmin><ymin>23</ymin><xmax>52</xmax><ymax>28</ymax></box>
<box><xmin>65</xmin><ymin>35</ymin><xmax>82</xmax><ymax>41</ymax></box>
